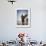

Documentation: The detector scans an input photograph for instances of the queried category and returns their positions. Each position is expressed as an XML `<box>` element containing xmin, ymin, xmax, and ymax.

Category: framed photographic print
<box><xmin>16</xmin><ymin>8</ymin><xmax>31</xmax><ymax>28</ymax></box>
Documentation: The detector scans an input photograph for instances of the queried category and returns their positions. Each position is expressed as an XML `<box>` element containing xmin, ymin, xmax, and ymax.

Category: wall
<box><xmin>0</xmin><ymin>0</ymin><xmax>46</xmax><ymax>42</ymax></box>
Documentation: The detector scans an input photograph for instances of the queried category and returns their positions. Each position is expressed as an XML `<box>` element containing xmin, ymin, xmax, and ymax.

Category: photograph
<box><xmin>16</xmin><ymin>8</ymin><xmax>31</xmax><ymax>27</ymax></box>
